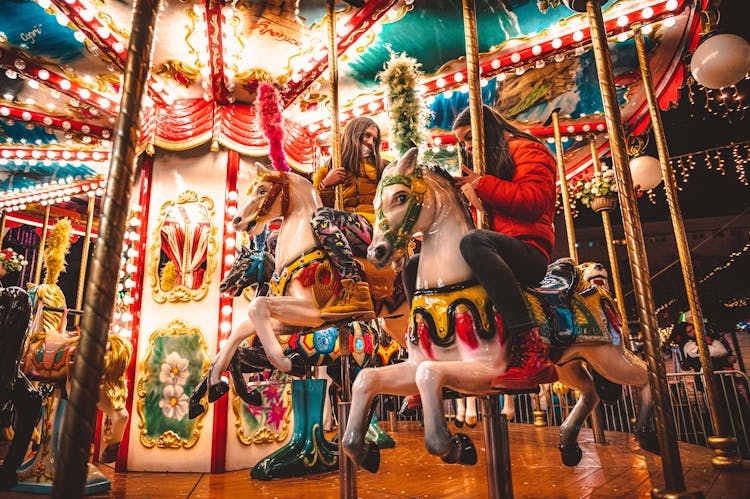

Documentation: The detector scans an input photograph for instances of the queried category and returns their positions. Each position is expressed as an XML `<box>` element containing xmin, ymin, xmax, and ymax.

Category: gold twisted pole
<box><xmin>328</xmin><ymin>7</ymin><xmax>357</xmax><ymax>497</ymax></box>
<box><xmin>633</xmin><ymin>23</ymin><xmax>741</xmax><ymax>469</ymax></box>
<box><xmin>328</xmin><ymin>0</ymin><xmax>343</xmax><ymax>212</ymax></box>
<box><xmin>74</xmin><ymin>195</ymin><xmax>96</xmax><ymax>327</ymax></box>
<box><xmin>0</xmin><ymin>209</ymin><xmax>6</xmax><ymax>250</ymax></box>
<box><xmin>52</xmin><ymin>0</ymin><xmax>161</xmax><ymax>496</ymax></box>
<box><xmin>589</xmin><ymin>136</ymin><xmax>628</xmax><ymax>325</ymax></box>
<box><xmin>462</xmin><ymin>0</ymin><xmax>487</xmax><ymax>229</ymax></box>
<box><xmin>34</xmin><ymin>204</ymin><xmax>51</xmax><ymax>284</ymax></box>
<box><xmin>584</xmin><ymin>1</ymin><xmax>690</xmax><ymax>496</ymax></box>
<box><xmin>552</xmin><ymin>110</ymin><xmax>578</xmax><ymax>261</ymax></box>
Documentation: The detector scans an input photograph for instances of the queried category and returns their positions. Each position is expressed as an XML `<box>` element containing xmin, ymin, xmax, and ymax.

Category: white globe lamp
<box><xmin>630</xmin><ymin>155</ymin><xmax>663</xmax><ymax>191</ymax></box>
<box><xmin>690</xmin><ymin>34</ymin><xmax>750</xmax><ymax>89</ymax></box>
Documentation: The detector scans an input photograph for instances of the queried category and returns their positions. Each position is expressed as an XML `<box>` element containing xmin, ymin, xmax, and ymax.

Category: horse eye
<box><xmin>396</xmin><ymin>193</ymin><xmax>408</xmax><ymax>204</ymax></box>
<box><xmin>259</xmin><ymin>187</ymin><xmax>267</xmax><ymax>195</ymax></box>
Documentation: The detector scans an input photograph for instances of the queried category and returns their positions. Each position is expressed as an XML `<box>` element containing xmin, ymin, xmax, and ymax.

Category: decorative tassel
<box><xmin>258</xmin><ymin>83</ymin><xmax>291</xmax><ymax>172</ymax></box>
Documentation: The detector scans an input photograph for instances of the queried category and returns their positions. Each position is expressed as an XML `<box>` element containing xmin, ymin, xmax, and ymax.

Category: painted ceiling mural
<box><xmin>0</xmin><ymin>0</ymin><xmax>702</xmax><ymax>224</ymax></box>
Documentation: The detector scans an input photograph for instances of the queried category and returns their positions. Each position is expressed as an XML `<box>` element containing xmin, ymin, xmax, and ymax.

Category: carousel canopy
<box><xmin>0</xmin><ymin>0</ymin><xmax>703</xmax><ymax>227</ymax></box>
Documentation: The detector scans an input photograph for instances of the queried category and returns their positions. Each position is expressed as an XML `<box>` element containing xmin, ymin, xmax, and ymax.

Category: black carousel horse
<box><xmin>0</xmin><ymin>286</ymin><xmax>42</xmax><ymax>489</ymax></box>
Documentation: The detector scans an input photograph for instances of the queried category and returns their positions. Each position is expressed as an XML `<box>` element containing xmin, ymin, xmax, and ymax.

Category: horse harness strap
<box><xmin>250</xmin><ymin>171</ymin><xmax>290</xmax><ymax>220</ymax></box>
<box><xmin>270</xmin><ymin>246</ymin><xmax>327</xmax><ymax>297</ymax></box>
<box><xmin>376</xmin><ymin>166</ymin><xmax>426</xmax><ymax>250</ymax></box>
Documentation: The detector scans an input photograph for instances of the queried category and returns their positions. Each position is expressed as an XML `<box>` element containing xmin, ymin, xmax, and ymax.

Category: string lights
<box><xmin>671</xmin><ymin>140</ymin><xmax>750</xmax><ymax>188</ymax></box>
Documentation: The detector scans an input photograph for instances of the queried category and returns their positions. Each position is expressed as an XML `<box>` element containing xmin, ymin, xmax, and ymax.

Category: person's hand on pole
<box><xmin>322</xmin><ymin>168</ymin><xmax>347</xmax><ymax>188</ymax></box>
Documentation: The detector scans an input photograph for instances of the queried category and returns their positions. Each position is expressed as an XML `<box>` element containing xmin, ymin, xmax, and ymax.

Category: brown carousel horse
<box><xmin>21</xmin><ymin>219</ymin><xmax>132</xmax><ymax>465</ymax></box>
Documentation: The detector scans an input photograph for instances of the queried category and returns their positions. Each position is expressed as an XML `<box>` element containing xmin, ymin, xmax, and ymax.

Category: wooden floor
<box><xmin>7</xmin><ymin>422</ymin><xmax>750</xmax><ymax>498</ymax></box>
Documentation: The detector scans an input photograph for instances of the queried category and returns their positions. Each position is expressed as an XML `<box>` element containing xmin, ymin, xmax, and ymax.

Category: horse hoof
<box><xmin>441</xmin><ymin>433</ymin><xmax>477</xmax><ymax>465</ymax></box>
<box><xmin>360</xmin><ymin>443</ymin><xmax>381</xmax><ymax>473</ymax></box>
<box><xmin>100</xmin><ymin>442</ymin><xmax>120</xmax><ymax>464</ymax></box>
<box><xmin>208</xmin><ymin>380</ymin><xmax>230</xmax><ymax>403</ymax></box>
<box><xmin>559</xmin><ymin>443</ymin><xmax>582</xmax><ymax>466</ymax></box>
<box><xmin>454</xmin><ymin>419</ymin><xmax>464</xmax><ymax>428</ymax></box>
<box><xmin>189</xmin><ymin>400</ymin><xmax>206</xmax><ymax>419</ymax></box>
<box><xmin>288</xmin><ymin>352</ymin><xmax>309</xmax><ymax>377</ymax></box>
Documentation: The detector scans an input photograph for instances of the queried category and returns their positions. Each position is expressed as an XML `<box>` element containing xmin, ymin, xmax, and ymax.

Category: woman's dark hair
<box><xmin>340</xmin><ymin>116</ymin><xmax>383</xmax><ymax>176</ymax></box>
<box><xmin>452</xmin><ymin>105</ymin><xmax>543</xmax><ymax>181</ymax></box>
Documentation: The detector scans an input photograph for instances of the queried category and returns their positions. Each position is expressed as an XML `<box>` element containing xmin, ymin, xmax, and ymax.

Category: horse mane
<box><xmin>422</xmin><ymin>164</ymin><xmax>475</xmax><ymax>229</ymax></box>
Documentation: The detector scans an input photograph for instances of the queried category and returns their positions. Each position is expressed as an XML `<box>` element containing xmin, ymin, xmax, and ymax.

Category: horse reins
<box><xmin>246</xmin><ymin>171</ymin><xmax>290</xmax><ymax>221</ymax></box>
<box><xmin>375</xmin><ymin>166</ymin><xmax>426</xmax><ymax>251</ymax></box>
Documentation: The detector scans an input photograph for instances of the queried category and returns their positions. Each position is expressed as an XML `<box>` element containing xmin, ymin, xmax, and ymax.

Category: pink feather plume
<box><xmin>258</xmin><ymin>83</ymin><xmax>291</xmax><ymax>172</ymax></box>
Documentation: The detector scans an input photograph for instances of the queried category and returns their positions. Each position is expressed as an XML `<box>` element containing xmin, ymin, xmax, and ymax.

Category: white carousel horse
<box><xmin>342</xmin><ymin>149</ymin><xmax>656</xmax><ymax>471</ymax></box>
<box><xmin>203</xmin><ymin>162</ymin><xmax>410</xmax><ymax>401</ymax></box>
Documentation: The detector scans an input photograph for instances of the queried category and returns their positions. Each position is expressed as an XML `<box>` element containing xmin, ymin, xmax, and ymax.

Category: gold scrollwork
<box><xmin>136</xmin><ymin>319</ymin><xmax>210</xmax><ymax>449</ymax></box>
<box><xmin>232</xmin><ymin>382</ymin><xmax>292</xmax><ymax>445</ymax></box>
<box><xmin>149</xmin><ymin>190</ymin><xmax>218</xmax><ymax>304</ymax></box>
<box><xmin>154</xmin><ymin>60</ymin><xmax>201</xmax><ymax>87</ymax></box>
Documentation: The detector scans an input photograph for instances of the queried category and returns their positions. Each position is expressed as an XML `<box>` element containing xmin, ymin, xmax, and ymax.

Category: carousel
<box><xmin>0</xmin><ymin>0</ymin><xmax>748</xmax><ymax>497</ymax></box>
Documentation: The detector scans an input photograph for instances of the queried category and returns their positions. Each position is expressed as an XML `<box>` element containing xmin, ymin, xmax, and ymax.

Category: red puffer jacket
<box><xmin>474</xmin><ymin>137</ymin><xmax>557</xmax><ymax>262</ymax></box>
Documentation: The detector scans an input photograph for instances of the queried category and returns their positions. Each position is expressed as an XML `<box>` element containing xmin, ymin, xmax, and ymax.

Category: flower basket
<box><xmin>590</xmin><ymin>194</ymin><xmax>618</xmax><ymax>213</ymax></box>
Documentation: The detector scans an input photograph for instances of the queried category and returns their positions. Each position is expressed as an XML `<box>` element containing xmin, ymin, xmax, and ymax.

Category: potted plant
<box><xmin>569</xmin><ymin>165</ymin><xmax>618</xmax><ymax>213</ymax></box>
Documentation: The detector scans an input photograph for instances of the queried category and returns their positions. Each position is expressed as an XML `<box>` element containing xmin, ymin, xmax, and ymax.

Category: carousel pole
<box><xmin>51</xmin><ymin>0</ymin><xmax>161</xmax><ymax>497</ymax></box>
<box><xmin>633</xmin><ymin>22</ymin><xmax>741</xmax><ymax>470</ymax></box>
<box><xmin>550</xmin><ymin>110</ymin><xmax>578</xmax><ymax>262</ymax></box>
<box><xmin>462</xmin><ymin>1</ymin><xmax>511</xmax><ymax>498</ymax></box>
<box><xmin>589</xmin><ymin>136</ymin><xmax>628</xmax><ymax>329</ymax></box>
<box><xmin>0</xmin><ymin>209</ymin><xmax>6</xmax><ymax>249</ymax></box>
<box><xmin>74</xmin><ymin>195</ymin><xmax>96</xmax><ymax>326</ymax></box>
<box><xmin>34</xmin><ymin>204</ymin><xmax>51</xmax><ymax>284</ymax></box>
<box><xmin>327</xmin><ymin>2</ymin><xmax>357</xmax><ymax>498</ymax></box>
<box><xmin>576</xmin><ymin>1</ymin><xmax>693</xmax><ymax>496</ymax></box>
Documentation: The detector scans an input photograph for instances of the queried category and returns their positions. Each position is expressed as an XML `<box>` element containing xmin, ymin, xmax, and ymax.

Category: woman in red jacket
<box><xmin>404</xmin><ymin>105</ymin><xmax>558</xmax><ymax>390</ymax></box>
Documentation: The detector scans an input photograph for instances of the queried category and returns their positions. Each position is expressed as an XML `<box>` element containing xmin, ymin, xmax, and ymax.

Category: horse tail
<box><xmin>102</xmin><ymin>335</ymin><xmax>133</xmax><ymax>412</ymax></box>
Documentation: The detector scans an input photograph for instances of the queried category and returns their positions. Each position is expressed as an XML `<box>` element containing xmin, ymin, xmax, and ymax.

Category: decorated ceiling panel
<box><xmin>1</xmin><ymin>0</ymin><xmax>703</xmax><ymax>222</ymax></box>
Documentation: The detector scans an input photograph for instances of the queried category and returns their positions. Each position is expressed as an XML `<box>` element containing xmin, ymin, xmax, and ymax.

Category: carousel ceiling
<box><xmin>0</xmin><ymin>0</ymin><xmax>703</xmax><ymax>228</ymax></box>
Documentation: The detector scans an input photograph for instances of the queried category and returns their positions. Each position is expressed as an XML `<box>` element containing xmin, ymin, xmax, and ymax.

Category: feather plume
<box><xmin>43</xmin><ymin>218</ymin><xmax>72</xmax><ymax>285</ymax></box>
<box><xmin>258</xmin><ymin>83</ymin><xmax>291</xmax><ymax>172</ymax></box>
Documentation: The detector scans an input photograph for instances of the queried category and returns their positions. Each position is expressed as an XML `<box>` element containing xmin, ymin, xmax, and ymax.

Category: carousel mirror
<box><xmin>150</xmin><ymin>190</ymin><xmax>218</xmax><ymax>303</ymax></box>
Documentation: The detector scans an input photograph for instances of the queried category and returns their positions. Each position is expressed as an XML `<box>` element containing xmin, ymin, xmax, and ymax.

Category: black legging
<box><xmin>402</xmin><ymin>229</ymin><xmax>548</xmax><ymax>335</ymax></box>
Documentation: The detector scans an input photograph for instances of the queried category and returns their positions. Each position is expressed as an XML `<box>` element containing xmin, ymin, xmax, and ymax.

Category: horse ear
<box><xmin>396</xmin><ymin>147</ymin><xmax>419</xmax><ymax>176</ymax></box>
<box><xmin>255</xmin><ymin>162</ymin><xmax>272</xmax><ymax>175</ymax></box>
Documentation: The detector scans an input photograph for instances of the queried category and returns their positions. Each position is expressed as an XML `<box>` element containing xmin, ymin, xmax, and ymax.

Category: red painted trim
<box><xmin>210</xmin><ymin>150</ymin><xmax>239</xmax><ymax>473</ymax></box>
<box><xmin>115</xmin><ymin>155</ymin><xmax>153</xmax><ymax>472</ymax></box>
<box><xmin>92</xmin><ymin>410</ymin><xmax>103</xmax><ymax>464</ymax></box>
<box><xmin>282</xmin><ymin>0</ymin><xmax>398</xmax><ymax>106</ymax></box>
<box><xmin>206</xmin><ymin>0</ymin><xmax>228</xmax><ymax>105</ymax></box>
<box><xmin>0</xmin><ymin>103</ymin><xmax>112</xmax><ymax>140</ymax></box>
<box><xmin>0</xmin><ymin>48</ymin><xmax>117</xmax><ymax>117</ymax></box>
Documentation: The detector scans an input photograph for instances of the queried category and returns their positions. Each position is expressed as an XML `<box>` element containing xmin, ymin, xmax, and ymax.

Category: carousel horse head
<box><xmin>578</xmin><ymin>262</ymin><xmax>610</xmax><ymax>292</ymax></box>
<box><xmin>233</xmin><ymin>163</ymin><xmax>290</xmax><ymax>236</ymax></box>
<box><xmin>220</xmin><ymin>239</ymin><xmax>276</xmax><ymax>297</ymax></box>
<box><xmin>369</xmin><ymin>148</ymin><xmax>468</xmax><ymax>271</ymax></box>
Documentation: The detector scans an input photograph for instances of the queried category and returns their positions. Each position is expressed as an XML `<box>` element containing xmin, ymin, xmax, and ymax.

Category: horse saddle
<box><xmin>24</xmin><ymin>330</ymin><xmax>78</xmax><ymax>380</ymax></box>
<box><xmin>526</xmin><ymin>258</ymin><xmax>580</xmax><ymax>346</ymax></box>
<box><xmin>355</xmin><ymin>257</ymin><xmax>397</xmax><ymax>302</ymax></box>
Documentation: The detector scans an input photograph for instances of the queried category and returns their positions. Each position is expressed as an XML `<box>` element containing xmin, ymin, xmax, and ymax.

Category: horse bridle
<box><xmin>375</xmin><ymin>166</ymin><xmax>426</xmax><ymax>251</ymax></box>
<box><xmin>245</xmin><ymin>171</ymin><xmax>290</xmax><ymax>222</ymax></box>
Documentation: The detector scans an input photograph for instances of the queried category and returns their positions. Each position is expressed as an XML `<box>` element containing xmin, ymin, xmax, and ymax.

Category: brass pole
<box><xmin>551</xmin><ymin>111</ymin><xmax>578</xmax><ymax>261</ymax></box>
<box><xmin>461</xmin><ymin>0</ymin><xmax>486</xmax><ymax>229</ymax></box>
<box><xmin>74</xmin><ymin>195</ymin><xmax>96</xmax><ymax>326</ymax></box>
<box><xmin>34</xmin><ymin>204</ymin><xmax>51</xmax><ymax>284</ymax></box>
<box><xmin>328</xmin><ymin>0</ymin><xmax>344</xmax><ymax>212</ymax></box>
<box><xmin>633</xmin><ymin>23</ymin><xmax>741</xmax><ymax>469</ymax></box>
<box><xmin>584</xmin><ymin>1</ymin><xmax>689</xmax><ymax>495</ymax></box>
<box><xmin>589</xmin><ymin>136</ymin><xmax>628</xmax><ymax>325</ymax></box>
<box><xmin>0</xmin><ymin>209</ymin><xmax>6</xmax><ymax>249</ymax></box>
<box><xmin>52</xmin><ymin>0</ymin><xmax>161</xmax><ymax>496</ymax></box>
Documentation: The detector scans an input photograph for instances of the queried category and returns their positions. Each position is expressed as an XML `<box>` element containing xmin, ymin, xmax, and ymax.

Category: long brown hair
<box><xmin>340</xmin><ymin>116</ymin><xmax>383</xmax><ymax>175</ymax></box>
<box><xmin>452</xmin><ymin>105</ymin><xmax>543</xmax><ymax>181</ymax></box>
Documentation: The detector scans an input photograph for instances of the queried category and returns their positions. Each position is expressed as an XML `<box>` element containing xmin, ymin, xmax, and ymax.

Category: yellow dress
<box><xmin>312</xmin><ymin>160</ymin><xmax>379</xmax><ymax>225</ymax></box>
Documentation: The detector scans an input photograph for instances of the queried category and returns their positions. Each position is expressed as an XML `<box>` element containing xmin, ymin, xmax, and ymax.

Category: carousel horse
<box><xmin>342</xmin><ymin>149</ymin><xmax>656</xmax><ymax>472</ymax></box>
<box><xmin>0</xmin><ymin>284</ymin><xmax>42</xmax><ymax>489</ymax></box>
<box><xmin>199</xmin><ymin>162</ymin><xmax>410</xmax><ymax>401</ymax></box>
<box><xmin>21</xmin><ymin>219</ymin><xmax>132</xmax><ymax>466</ymax></box>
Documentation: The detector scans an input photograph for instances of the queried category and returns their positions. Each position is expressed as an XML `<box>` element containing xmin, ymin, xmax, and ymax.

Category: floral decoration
<box><xmin>0</xmin><ymin>247</ymin><xmax>28</xmax><ymax>273</ymax></box>
<box><xmin>569</xmin><ymin>164</ymin><xmax>618</xmax><ymax>208</ymax></box>
<box><xmin>159</xmin><ymin>384</ymin><xmax>189</xmax><ymax>420</ymax></box>
<box><xmin>159</xmin><ymin>351</ymin><xmax>190</xmax><ymax>386</ymax></box>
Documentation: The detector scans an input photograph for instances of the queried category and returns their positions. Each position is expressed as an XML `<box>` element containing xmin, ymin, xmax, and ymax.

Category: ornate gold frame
<box><xmin>149</xmin><ymin>190</ymin><xmax>218</xmax><ymax>303</ymax></box>
<box><xmin>232</xmin><ymin>381</ymin><xmax>292</xmax><ymax>445</ymax></box>
<box><xmin>136</xmin><ymin>319</ymin><xmax>210</xmax><ymax>449</ymax></box>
